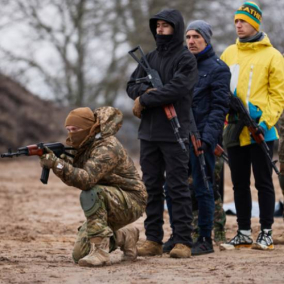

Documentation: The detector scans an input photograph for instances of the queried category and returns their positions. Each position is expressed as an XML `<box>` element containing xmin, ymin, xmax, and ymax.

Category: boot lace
<box><xmin>229</xmin><ymin>231</ymin><xmax>251</xmax><ymax>245</ymax></box>
<box><xmin>256</xmin><ymin>230</ymin><xmax>273</xmax><ymax>246</ymax></box>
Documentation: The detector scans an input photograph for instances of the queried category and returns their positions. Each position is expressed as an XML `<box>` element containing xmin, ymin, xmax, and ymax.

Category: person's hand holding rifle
<box><xmin>214</xmin><ymin>144</ymin><xmax>229</xmax><ymax>164</ymax></box>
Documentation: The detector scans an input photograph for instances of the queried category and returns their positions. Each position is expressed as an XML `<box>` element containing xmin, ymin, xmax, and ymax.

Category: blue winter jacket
<box><xmin>192</xmin><ymin>45</ymin><xmax>230</xmax><ymax>150</ymax></box>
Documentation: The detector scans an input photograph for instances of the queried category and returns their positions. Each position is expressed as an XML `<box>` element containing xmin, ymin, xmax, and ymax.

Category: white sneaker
<box><xmin>220</xmin><ymin>230</ymin><xmax>253</xmax><ymax>251</ymax></box>
<box><xmin>252</xmin><ymin>229</ymin><xmax>274</xmax><ymax>250</ymax></box>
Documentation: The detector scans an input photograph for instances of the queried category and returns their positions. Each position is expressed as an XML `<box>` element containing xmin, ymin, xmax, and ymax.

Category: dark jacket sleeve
<box><xmin>126</xmin><ymin>63</ymin><xmax>152</xmax><ymax>100</ymax></box>
<box><xmin>202</xmin><ymin>65</ymin><xmax>230</xmax><ymax>148</ymax></box>
<box><xmin>140</xmin><ymin>53</ymin><xmax>197</xmax><ymax>107</ymax></box>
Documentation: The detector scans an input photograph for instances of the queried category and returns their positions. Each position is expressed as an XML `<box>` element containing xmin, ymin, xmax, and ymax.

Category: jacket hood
<box><xmin>149</xmin><ymin>9</ymin><xmax>185</xmax><ymax>49</ymax></box>
<box><xmin>70</xmin><ymin>106</ymin><xmax>123</xmax><ymax>153</ymax></box>
<box><xmin>236</xmin><ymin>34</ymin><xmax>272</xmax><ymax>50</ymax></box>
<box><xmin>94</xmin><ymin>106</ymin><xmax>123</xmax><ymax>138</ymax></box>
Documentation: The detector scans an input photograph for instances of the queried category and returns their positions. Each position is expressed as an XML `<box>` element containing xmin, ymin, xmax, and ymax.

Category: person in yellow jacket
<box><xmin>220</xmin><ymin>2</ymin><xmax>284</xmax><ymax>251</ymax></box>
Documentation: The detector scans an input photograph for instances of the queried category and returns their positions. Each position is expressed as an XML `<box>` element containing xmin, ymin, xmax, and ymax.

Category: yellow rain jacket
<box><xmin>221</xmin><ymin>35</ymin><xmax>284</xmax><ymax>147</ymax></box>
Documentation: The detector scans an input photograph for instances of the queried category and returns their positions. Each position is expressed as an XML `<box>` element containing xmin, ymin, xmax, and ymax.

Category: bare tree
<box><xmin>0</xmin><ymin>0</ymin><xmax>120</xmax><ymax>106</ymax></box>
<box><xmin>0</xmin><ymin>0</ymin><xmax>200</xmax><ymax>107</ymax></box>
<box><xmin>259</xmin><ymin>0</ymin><xmax>284</xmax><ymax>53</ymax></box>
<box><xmin>0</xmin><ymin>0</ymin><xmax>283</xmax><ymax>108</ymax></box>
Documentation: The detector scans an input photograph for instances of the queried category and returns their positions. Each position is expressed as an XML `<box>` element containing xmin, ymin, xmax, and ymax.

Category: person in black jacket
<box><xmin>126</xmin><ymin>9</ymin><xmax>197</xmax><ymax>258</ymax></box>
<box><xmin>185</xmin><ymin>20</ymin><xmax>230</xmax><ymax>255</ymax></box>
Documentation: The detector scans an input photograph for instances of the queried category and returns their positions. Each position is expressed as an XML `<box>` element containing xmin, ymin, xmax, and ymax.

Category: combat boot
<box><xmin>163</xmin><ymin>234</ymin><xmax>174</xmax><ymax>253</ymax></box>
<box><xmin>116</xmin><ymin>227</ymin><xmax>140</xmax><ymax>261</ymax></box>
<box><xmin>137</xmin><ymin>240</ymin><xmax>163</xmax><ymax>256</ymax></box>
<box><xmin>169</xmin><ymin>244</ymin><xmax>191</xmax><ymax>258</ymax></box>
<box><xmin>78</xmin><ymin>237</ymin><xmax>111</xmax><ymax>267</ymax></box>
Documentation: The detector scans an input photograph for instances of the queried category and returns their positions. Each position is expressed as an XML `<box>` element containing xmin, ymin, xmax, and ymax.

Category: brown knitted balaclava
<box><xmin>65</xmin><ymin>107</ymin><xmax>95</xmax><ymax>148</ymax></box>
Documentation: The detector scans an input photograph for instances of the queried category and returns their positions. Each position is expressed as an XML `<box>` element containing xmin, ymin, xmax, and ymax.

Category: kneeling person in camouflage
<box><xmin>39</xmin><ymin>106</ymin><xmax>147</xmax><ymax>267</ymax></box>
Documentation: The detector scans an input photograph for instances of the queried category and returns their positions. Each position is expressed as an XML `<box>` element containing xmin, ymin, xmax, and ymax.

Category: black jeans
<box><xmin>140</xmin><ymin>139</ymin><xmax>193</xmax><ymax>246</ymax></box>
<box><xmin>227</xmin><ymin>142</ymin><xmax>275</xmax><ymax>230</ymax></box>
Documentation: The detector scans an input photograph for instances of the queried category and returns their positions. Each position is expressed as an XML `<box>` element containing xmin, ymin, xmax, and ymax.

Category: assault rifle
<box><xmin>229</xmin><ymin>92</ymin><xmax>280</xmax><ymax>175</ymax></box>
<box><xmin>189</xmin><ymin>108</ymin><xmax>210</xmax><ymax>190</ymax></box>
<box><xmin>128</xmin><ymin>45</ymin><xmax>187</xmax><ymax>153</ymax></box>
<box><xmin>189</xmin><ymin>109</ymin><xmax>230</xmax><ymax>190</ymax></box>
<box><xmin>1</xmin><ymin>142</ymin><xmax>74</xmax><ymax>184</ymax></box>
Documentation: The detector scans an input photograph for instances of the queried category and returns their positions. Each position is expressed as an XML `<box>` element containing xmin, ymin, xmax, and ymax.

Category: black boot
<box><xmin>192</xmin><ymin>236</ymin><xmax>214</xmax><ymax>256</ymax></box>
<box><xmin>163</xmin><ymin>234</ymin><xmax>174</xmax><ymax>253</ymax></box>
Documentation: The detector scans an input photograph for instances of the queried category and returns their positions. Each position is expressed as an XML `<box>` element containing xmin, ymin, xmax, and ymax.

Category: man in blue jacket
<box><xmin>185</xmin><ymin>20</ymin><xmax>230</xmax><ymax>255</ymax></box>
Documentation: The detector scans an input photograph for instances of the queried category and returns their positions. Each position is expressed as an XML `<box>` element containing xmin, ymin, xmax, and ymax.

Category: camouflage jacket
<box><xmin>53</xmin><ymin>107</ymin><xmax>147</xmax><ymax>204</ymax></box>
<box><xmin>279</xmin><ymin>111</ymin><xmax>284</xmax><ymax>163</ymax></box>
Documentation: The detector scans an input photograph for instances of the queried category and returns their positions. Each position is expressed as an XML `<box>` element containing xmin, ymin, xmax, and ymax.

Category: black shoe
<box><xmin>163</xmin><ymin>234</ymin><xmax>174</xmax><ymax>253</ymax></box>
<box><xmin>191</xmin><ymin>236</ymin><xmax>214</xmax><ymax>256</ymax></box>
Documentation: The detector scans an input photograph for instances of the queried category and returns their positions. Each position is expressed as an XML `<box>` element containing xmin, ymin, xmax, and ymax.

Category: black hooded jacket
<box><xmin>126</xmin><ymin>9</ymin><xmax>198</xmax><ymax>142</ymax></box>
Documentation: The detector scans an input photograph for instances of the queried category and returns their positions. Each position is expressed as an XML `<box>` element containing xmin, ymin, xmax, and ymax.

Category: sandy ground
<box><xmin>0</xmin><ymin>158</ymin><xmax>284</xmax><ymax>284</ymax></box>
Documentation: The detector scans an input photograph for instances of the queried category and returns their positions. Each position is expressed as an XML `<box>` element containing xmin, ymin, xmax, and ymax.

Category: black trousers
<box><xmin>227</xmin><ymin>141</ymin><xmax>275</xmax><ymax>230</ymax></box>
<box><xmin>140</xmin><ymin>139</ymin><xmax>193</xmax><ymax>246</ymax></box>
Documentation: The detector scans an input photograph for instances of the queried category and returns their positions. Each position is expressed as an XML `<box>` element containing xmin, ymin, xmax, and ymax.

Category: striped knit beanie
<box><xmin>235</xmin><ymin>2</ymin><xmax>262</xmax><ymax>31</ymax></box>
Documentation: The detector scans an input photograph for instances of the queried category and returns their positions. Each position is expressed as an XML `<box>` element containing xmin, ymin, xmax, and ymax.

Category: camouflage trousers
<box><xmin>212</xmin><ymin>157</ymin><xmax>226</xmax><ymax>233</ymax></box>
<box><xmin>72</xmin><ymin>185</ymin><xmax>145</xmax><ymax>263</ymax></box>
<box><xmin>191</xmin><ymin>156</ymin><xmax>226</xmax><ymax>241</ymax></box>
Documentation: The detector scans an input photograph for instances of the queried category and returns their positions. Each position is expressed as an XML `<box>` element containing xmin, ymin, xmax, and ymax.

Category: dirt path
<box><xmin>0</xmin><ymin>159</ymin><xmax>284</xmax><ymax>284</ymax></box>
